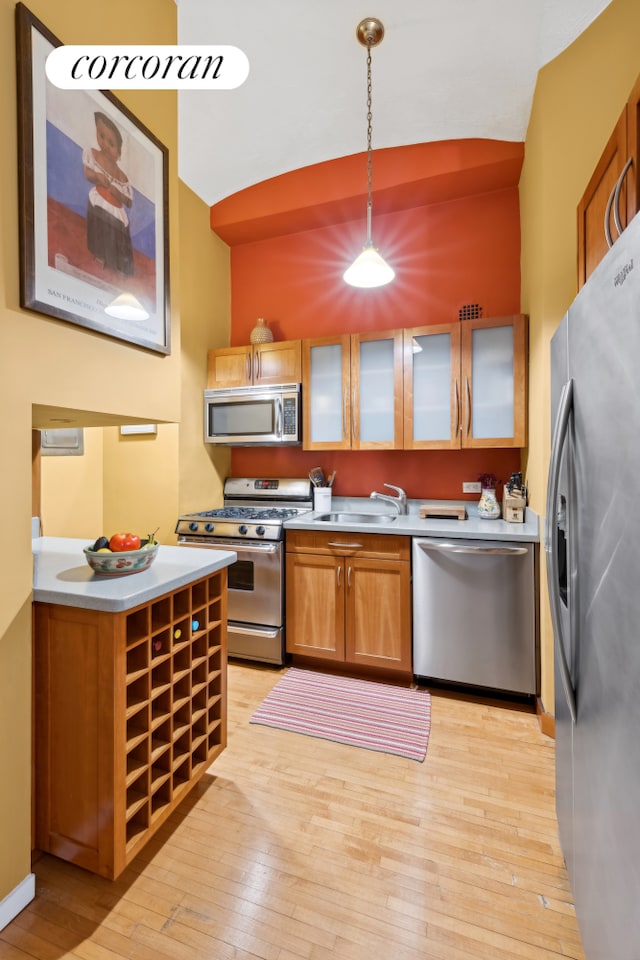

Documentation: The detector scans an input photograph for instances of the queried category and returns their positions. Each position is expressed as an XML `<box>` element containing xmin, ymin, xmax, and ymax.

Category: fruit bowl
<box><xmin>83</xmin><ymin>543</ymin><xmax>159</xmax><ymax>576</ymax></box>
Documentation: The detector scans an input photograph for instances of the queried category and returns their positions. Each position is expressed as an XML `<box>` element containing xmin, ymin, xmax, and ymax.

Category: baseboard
<box><xmin>0</xmin><ymin>873</ymin><xmax>35</xmax><ymax>932</ymax></box>
<box><xmin>536</xmin><ymin>698</ymin><xmax>555</xmax><ymax>738</ymax></box>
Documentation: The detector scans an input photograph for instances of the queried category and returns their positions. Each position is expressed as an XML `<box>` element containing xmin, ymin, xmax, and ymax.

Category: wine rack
<box><xmin>34</xmin><ymin>570</ymin><xmax>227</xmax><ymax>880</ymax></box>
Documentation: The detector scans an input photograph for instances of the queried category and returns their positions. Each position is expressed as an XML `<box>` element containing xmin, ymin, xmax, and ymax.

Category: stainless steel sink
<box><xmin>316</xmin><ymin>512</ymin><xmax>397</xmax><ymax>524</ymax></box>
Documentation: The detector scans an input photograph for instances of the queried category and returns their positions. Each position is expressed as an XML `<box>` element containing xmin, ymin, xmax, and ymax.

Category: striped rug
<box><xmin>249</xmin><ymin>668</ymin><xmax>431</xmax><ymax>762</ymax></box>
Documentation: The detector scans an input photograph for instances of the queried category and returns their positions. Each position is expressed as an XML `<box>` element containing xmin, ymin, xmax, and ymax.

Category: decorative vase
<box><xmin>249</xmin><ymin>317</ymin><xmax>274</xmax><ymax>344</ymax></box>
<box><xmin>478</xmin><ymin>485</ymin><xmax>501</xmax><ymax>520</ymax></box>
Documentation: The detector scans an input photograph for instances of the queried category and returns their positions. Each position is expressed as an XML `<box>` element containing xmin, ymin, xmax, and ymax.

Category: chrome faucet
<box><xmin>369</xmin><ymin>483</ymin><xmax>408</xmax><ymax>515</ymax></box>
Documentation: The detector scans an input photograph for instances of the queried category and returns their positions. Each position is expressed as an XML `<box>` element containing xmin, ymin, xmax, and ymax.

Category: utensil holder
<box><xmin>313</xmin><ymin>488</ymin><xmax>332</xmax><ymax>512</ymax></box>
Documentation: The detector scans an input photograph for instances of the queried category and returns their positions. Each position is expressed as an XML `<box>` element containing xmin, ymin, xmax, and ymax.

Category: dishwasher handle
<box><xmin>417</xmin><ymin>540</ymin><xmax>528</xmax><ymax>556</ymax></box>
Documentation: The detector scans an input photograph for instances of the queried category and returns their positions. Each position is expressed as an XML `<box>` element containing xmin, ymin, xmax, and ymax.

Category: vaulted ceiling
<box><xmin>176</xmin><ymin>0</ymin><xmax>611</xmax><ymax>208</ymax></box>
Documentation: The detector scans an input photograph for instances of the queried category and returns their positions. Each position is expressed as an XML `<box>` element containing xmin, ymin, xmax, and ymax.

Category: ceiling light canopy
<box><xmin>343</xmin><ymin>17</ymin><xmax>395</xmax><ymax>290</ymax></box>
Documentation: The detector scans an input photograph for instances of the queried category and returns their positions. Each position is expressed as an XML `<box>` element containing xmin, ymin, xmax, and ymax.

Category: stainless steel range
<box><xmin>175</xmin><ymin>478</ymin><xmax>312</xmax><ymax>665</ymax></box>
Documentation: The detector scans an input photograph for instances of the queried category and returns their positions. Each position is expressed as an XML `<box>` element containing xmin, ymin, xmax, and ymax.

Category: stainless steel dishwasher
<box><xmin>412</xmin><ymin>537</ymin><xmax>537</xmax><ymax>695</ymax></box>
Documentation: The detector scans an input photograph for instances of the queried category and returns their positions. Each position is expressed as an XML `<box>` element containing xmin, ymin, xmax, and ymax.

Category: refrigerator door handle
<box><xmin>545</xmin><ymin>378</ymin><xmax>577</xmax><ymax>724</ymax></box>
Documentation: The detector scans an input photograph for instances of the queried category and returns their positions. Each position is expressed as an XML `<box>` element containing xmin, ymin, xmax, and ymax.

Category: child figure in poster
<box><xmin>83</xmin><ymin>111</ymin><xmax>134</xmax><ymax>276</ymax></box>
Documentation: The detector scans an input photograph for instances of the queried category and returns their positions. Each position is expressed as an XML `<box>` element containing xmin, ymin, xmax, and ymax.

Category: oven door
<box><xmin>177</xmin><ymin>537</ymin><xmax>283</xmax><ymax>627</ymax></box>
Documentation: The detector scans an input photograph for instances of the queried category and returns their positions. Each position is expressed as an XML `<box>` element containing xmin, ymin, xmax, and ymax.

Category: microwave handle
<box><xmin>275</xmin><ymin>396</ymin><xmax>283</xmax><ymax>438</ymax></box>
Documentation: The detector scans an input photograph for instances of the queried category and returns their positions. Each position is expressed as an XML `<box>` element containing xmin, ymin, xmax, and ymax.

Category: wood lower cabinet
<box><xmin>34</xmin><ymin>571</ymin><xmax>227</xmax><ymax>880</ymax></box>
<box><xmin>285</xmin><ymin>530</ymin><xmax>411</xmax><ymax>676</ymax></box>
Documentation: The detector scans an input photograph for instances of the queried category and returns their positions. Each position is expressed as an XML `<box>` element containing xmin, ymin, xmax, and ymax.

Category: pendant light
<box><xmin>343</xmin><ymin>18</ymin><xmax>395</xmax><ymax>289</ymax></box>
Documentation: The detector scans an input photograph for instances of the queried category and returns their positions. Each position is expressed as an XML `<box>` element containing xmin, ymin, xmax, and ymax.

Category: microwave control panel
<box><xmin>282</xmin><ymin>396</ymin><xmax>299</xmax><ymax>438</ymax></box>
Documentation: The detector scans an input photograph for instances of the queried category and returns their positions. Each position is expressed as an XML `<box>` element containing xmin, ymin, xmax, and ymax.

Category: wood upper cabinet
<box><xmin>351</xmin><ymin>330</ymin><xmax>404</xmax><ymax>450</ymax></box>
<box><xmin>460</xmin><ymin>314</ymin><xmax>528</xmax><ymax>448</ymax></box>
<box><xmin>578</xmin><ymin>72</ymin><xmax>640</xmax><ymax>288</ymax></box>
<box><xmin>286</xmin><ymin>530</ymin><xmax>411</xmax><ymax>675</ymax></box>
<box><xmin>302</xmin><ymin>331</ymin><xmax>404</xmax><ymax>451</ymax></box>
<box><xmin>403</xmin><ymin>315</ymin><xmax>527</xmax><ymax>449</ymax></box>
<box><xmin>302</xmin><ymin>335</ymin><xmax>351</xmax><ymax>449</ymax></box>
<box><xmin>207</xmin><ymin>339</ymin><xmax>301</xmax><ymax>388</ymax></box>
<box><xmin>403</xmin><ymin>323</ymin><xmax>461</xmax><ymax>449</ymax></box>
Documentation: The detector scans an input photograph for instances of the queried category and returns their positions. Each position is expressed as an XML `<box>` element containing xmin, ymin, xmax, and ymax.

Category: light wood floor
<box><xmin>2</xmin><ymin>663</ymin><xmax>584</xmax><ymax>960</ymax></box>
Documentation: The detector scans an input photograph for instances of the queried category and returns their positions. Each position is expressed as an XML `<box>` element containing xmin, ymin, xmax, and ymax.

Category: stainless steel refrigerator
<box><xmin>546</xmin><ymin>211</ymin><xmax>640</xmax><ymax>959</ymax></box>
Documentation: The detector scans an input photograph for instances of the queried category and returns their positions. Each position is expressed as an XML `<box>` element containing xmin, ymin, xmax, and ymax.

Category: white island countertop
<box><xmin>32</xmin><ymin>537</ymin><xmax>237</xmax><ymax>613</ymax></box>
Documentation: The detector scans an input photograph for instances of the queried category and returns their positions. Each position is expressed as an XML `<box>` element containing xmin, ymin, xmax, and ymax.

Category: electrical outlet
<box><xmin>462</xmin><ymin>481</ymin><xmax>481</xmax><ymax>494</ymax></box>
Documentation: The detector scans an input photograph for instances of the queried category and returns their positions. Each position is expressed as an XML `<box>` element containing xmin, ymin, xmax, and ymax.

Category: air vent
<box><xmin>458</xmin><ymin>303</ymin><xmax>483</xmax><ymax>321</ymax></box>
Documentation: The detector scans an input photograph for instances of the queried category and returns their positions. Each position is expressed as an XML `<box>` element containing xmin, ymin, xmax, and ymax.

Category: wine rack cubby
<box><xmin>34</xmin><ymin>570</ymin><xmax>227</xmax><ymax>880</ymax></box>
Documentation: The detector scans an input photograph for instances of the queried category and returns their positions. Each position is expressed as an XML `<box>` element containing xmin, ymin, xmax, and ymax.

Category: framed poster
<box><xmin>15</xmin><ymin>3</ymin><xmax>170</xmax><ymax>354</ymax></box>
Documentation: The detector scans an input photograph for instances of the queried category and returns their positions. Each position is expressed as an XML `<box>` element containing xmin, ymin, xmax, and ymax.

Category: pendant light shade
<box><xmin>344</xmin><ymin>17</ymin><xmax>394</xmax><ymax>289</ymax></box>
<box><xmin>344</xmin><ymin>244</ymin><xmax>395</xmax><ymax>288</ymax></box>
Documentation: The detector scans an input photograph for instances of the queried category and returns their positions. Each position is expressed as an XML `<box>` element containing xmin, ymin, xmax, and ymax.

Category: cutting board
<box><xmin>419</xmin><ymin>504</ymin><xmax>467</xmax><ymax>520</ymax></box>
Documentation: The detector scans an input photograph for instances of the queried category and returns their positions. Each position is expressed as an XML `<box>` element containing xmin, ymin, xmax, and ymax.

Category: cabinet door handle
<box><xmin>337</xmin><ymin>564</ymin><xmax>342</xmax><ymax>587</ymax></box>
<box><xmin>328</xmin><ymin>541</ymin><xmax>363</xmax><ymax>549</ymax></box>
<box><xmin>454</xmin><ymin>378</ymin><xmax>460</xmax><ymax>436</ymax></box>
<box><xmin>245</xmin><ymin>353</ymin><xmax>251</xmax><ymax>382</ymax></box>
<box><xmin>613</xmin><ymin>156</ymin><xmax>634</xmax><ymax>238</ymax></box>
<box><xmin>604</xmin><ymin>184</ymin><xmax>615</xmax><ymax>249</ymax></box>
<box><xmin>343</xmin><ymin>387</ymin><xmax>348</xmax><ymax>444</ymax></box>
<box><xmin>253</xmin><ymin>352</ymin><xmax>260</xmax><ymax>381</ymax></box>
<box><xmin>352</xmin><ymin>388</ymin><xmax>357</xmax><ymax>444</ymax></box>
<box><xmin>605</xmin><ymin>157</ymin><xmax>633</xmax><ymax>248</ymax></box>
<box><xmin>347</xmin><ymin>566</ymin><xmax>352</xmax><ymax>588</ymax></box>
<box><xmin>465</xmin><ymin>377</ymin><xmax>471</xmax><ymax>437</ymax></box>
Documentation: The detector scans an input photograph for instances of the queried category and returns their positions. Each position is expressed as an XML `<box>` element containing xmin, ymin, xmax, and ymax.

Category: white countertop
<box><xmin>284</xmin><ymin>497</ymin><xmax>539</xmax><ymax>542</ymax></box>
<box><xmin>32</xmin><ymin>537</ymin><xmax>237</xmax><ymax>612</ymax></box>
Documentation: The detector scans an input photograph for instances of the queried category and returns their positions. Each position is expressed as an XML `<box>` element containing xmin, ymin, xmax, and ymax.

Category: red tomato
<box><xmin>109</xmin><ymin>532</ymin><xmax>141</xmax><ymax>552</ymax></box>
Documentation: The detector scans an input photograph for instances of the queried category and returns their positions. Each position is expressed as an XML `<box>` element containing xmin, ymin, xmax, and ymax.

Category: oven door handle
<box><xmin>178</xmin><ymin>538</ymin><xmax>279</xmax><ymax>554</ymax></box>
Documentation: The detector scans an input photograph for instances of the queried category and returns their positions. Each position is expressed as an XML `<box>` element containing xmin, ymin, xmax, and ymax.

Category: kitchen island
<box><xmin>32</xmin><ymin>537</ymin><xmax>235</xmax><ymax>880</ymax></box>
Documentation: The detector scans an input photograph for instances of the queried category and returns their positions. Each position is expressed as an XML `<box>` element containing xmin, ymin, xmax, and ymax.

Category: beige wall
<box><xmin>520</xmin><ymin>0</ymin><xmax>640</xmax><ymax>711</ymax></box>
<box><xmin>0</xmin><ymin>0</ymin><xmax>229</xmax><ymax>910</ymax></box>
<box><xmin>176</xmin><ymin>180</ymin><xmax>231</xmax><ymax>513</ymax></box>
<box><xmin>41</xmin><ymin>428</ymin><xmax>103</xmax><ymax>537</ymax></box>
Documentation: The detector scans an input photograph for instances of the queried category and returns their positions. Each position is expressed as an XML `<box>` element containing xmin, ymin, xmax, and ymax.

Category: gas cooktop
<box><xmin>175</xmin><ymin>477</ymin><xmax>313</xmax><ymax>541</ymax></box>
<box><xmin>189</xmin><ymin>506</ymin><xmax>301</xmax><ymax>521</ymax></box>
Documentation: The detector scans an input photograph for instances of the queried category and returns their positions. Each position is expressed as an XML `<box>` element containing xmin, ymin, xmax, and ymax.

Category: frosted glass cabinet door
<box><xmin>302</xmin><ymin>336</ymin><xmax>351</xmax><ymax>450</ymax></box>
<box><xmin>460</xmin><ymin>314</ymin><xmax>528</xmax><ymax>448</ymax></box>
<box><xmin>403</xmin><ymin>324</ymin><xmax>461</xmax><ymax>449</ymax></box>
<box><xmin>351</xmin><ymin>331</ymin><xmax>403</xmax><ymax>449</ymax></box>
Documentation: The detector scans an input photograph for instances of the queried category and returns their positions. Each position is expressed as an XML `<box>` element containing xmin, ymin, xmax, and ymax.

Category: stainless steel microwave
<box><xmin>204</xmin><ymin>383</ymin><xmax>302</xmax><ymax>445</ymax></box>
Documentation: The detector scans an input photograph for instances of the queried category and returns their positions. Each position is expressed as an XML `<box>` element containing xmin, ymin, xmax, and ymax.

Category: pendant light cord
<box><xmin>365</xmin><ymin>41</ymin><xmax>373</xmax><ymax>245</ymax></box>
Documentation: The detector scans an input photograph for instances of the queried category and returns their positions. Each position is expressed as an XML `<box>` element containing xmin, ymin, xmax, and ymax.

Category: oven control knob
<box><xmin>204</xmin><ymin>523</ymin><xmax>215</xmax><ymax>532</ymax></box>
<box><xmin>238</xmin><ymin>524</ymin><xmax>248</xmax><ymax>535</ymax></box>
<box><xmin>189</xmin><ymin>522</ymin><xmax>199</xmax><ymax>532</ymax></box>
<box><xmin>256</xmin><ymin>525</ymin><xmax>266</xmax><ymax>537</ymax></box>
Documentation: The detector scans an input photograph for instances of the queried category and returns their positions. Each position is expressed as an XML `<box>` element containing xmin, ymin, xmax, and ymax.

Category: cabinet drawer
<box><xmin>286</xmin><ymin>529</ymin><xmax>410</xmax><ymax>561</ymax></box>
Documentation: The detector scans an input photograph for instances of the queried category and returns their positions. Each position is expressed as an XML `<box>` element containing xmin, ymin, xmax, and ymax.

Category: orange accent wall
<box><xmin>213</xmin><ymin>142</ymin><xmax>524</xmax><ymax>498</ymax></box>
